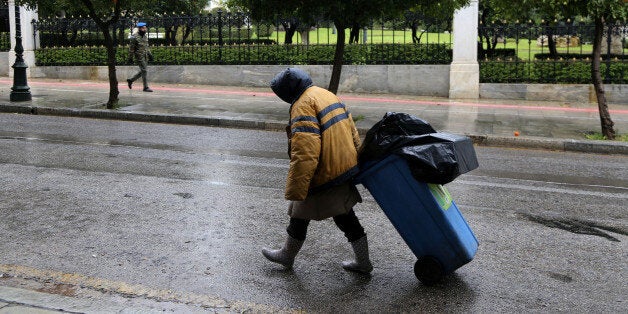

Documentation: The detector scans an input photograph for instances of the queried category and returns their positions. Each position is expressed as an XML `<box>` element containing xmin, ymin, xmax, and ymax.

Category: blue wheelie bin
<box><xmin>355</xmin><ymin>154</ymin><xmax>478</xmax><ymax>285</ymax></box>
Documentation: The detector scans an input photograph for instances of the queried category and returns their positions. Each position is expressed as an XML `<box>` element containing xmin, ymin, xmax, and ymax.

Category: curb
<box><xmin>1</xmin><ymin>104</ymin><xmax>626</xmax><ymax>155</ymax></box>
<box><xmin>0</xmin><ymin>104</ymin><xmax>287</xmax><ymax>132</ymax></box>
<box><xmin>467</xmin><ymin>134</ymin><xmax>628</xmax><ymax>155</ymax></box>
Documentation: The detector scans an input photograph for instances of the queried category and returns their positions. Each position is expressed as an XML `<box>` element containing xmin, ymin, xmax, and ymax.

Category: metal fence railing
<box><xmin>15</xmin><ymin>12</ymin><xmax>628</xmax><ymax>84</ymax></box>
<box><xmin>31</xmin><ymin>12</ymin><xmax>453</xmax><ymax>66</ymax></box>
<box><xmin>479</xmin><ymin>21</ymin><xmax>628</xmax><ymax>84</ymax></box>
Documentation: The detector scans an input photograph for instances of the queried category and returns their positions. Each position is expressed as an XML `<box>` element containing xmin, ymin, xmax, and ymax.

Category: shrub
<box><xmin>535</xmin><ymin>53</ymin><xmax>628</xmax><ymax>60</ymax></box>
<box><xmin>480</xmin><ymin>61</ymin><xmax>530</xmax><ymax>83</ymax></box>
<box><xmin>34</xmin><ymin>43</ymin><xmax>452</xmax><ymax>66</ymax></box>
<box><xmin>480</xmin><ymin>59</ymin><xmax>628</xmax><ymax>84</ymax></box>
<box><xmin>253</xmin><ymin>24</ymin><xmax>274</xmax><ymax>38</ymax></box>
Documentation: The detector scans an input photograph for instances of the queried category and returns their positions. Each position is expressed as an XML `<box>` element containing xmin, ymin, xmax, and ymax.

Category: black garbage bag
<box><xmin>359</xmin><ymin>112</ymin><xmax>479</xmax><ymax>184</ymax></box>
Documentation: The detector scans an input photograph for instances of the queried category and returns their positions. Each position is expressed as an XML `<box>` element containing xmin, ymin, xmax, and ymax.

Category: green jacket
<box><xmin>129</xmin><ymin>33</ymin><xmax>151</xmax><ymax>61</ymax></box>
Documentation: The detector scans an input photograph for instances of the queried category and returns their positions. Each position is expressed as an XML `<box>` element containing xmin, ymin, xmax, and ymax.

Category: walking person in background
<box><xmin>127</xmin><ymin>22</ymin><xmax>153</xmax><ymax>92</ymax></box>
<box><xmin>262</xmin><ymin>67</ymin><xmax>373</xmax><ymax>274</ymax></box>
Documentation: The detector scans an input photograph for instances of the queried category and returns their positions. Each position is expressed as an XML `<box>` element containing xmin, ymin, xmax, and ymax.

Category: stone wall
<box><xmin>31</xmin><ymin>64</ymin><xmax>452</xmax><ymax>97</ymax></box>
<box><xmin>481</xmin><ymin>83</ymin><xmax>628</xmax><ymax>105</ymax></box>
<box><xmin>0</xmin><ymin>52</ymin><xmax>8</xmax><ymax>76</ymax></box>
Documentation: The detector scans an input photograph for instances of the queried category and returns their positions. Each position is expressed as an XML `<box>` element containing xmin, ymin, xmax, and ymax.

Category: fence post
<box><xmin>217</xmin><ymin>9</ymin><xmax>223</xmax><ymax>63</ymax></box>
<box><xmin>7</xmin><ymin>0</ymin><xmax>37</xmax><ymax>78</ymax></box>
<box><xmin>449</xmin><ymin>0</ymin><xmax>479</xmax><ymax>99</ymax></box>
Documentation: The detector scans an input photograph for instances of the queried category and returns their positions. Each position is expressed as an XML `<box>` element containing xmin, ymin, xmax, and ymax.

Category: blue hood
<box><xmin>270</xmin><ymin>68</ymin><xmax>313</xmax><ymax>104</ymax></box>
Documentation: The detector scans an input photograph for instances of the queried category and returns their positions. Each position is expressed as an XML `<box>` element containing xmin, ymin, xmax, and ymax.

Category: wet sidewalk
<box><xmin>0</xmin><ymin>77</ymin><xmax>627</xmax><ymax>154</ymax></box>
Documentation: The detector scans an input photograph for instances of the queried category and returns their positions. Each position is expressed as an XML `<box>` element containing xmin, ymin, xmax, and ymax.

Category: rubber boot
<box><xmin>262</xmin><ymin>235</ymin><xmax>304</xmax><ymax>268</ymax></box>
<box><xmin>342</xmin><ymin>235</ymin><xmax>373</xmax><ymax>274</ymax></box>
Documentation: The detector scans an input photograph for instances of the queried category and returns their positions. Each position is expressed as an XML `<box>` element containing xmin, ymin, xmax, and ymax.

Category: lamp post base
<box><xmin>11</xmin><ymin>62</ymin><xmax>31</xmax><ymax>102</ymax></box>
<box><xmin>10</xmin><ymin>88</ymin><xmax>32</xmax><ymax>102</ymax></box>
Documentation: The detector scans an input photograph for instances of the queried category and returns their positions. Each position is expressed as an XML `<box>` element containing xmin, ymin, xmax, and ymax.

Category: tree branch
<box><xmin>78</xmin><ymin>0</ymin><xmax>102</xmax><ymax>25</ymax></box>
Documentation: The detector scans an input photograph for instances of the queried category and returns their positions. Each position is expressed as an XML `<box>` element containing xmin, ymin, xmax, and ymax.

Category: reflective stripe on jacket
<box><xmin>286</xmin><ymin>86</ymin><xmax>361</xmax><ymax>201</ymax></box>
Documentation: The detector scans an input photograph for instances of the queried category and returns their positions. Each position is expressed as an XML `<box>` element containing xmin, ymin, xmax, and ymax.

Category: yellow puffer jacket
<box><xmin>286</xmin><ymin>86</ymin><xmax>361</xmax><ymax>201</ymax></box>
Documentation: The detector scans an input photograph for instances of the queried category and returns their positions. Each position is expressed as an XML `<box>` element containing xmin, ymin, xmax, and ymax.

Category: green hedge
<box><xmin>34</xmin><ymin>43</ymin><xmax>452</xmax><ymax>66</ymax></box>
<box><xmin>481</xmin><ymin>60</ymin><xmax>628</xmax><ymax>84</ymax></box>
<box><xmin>535</xmin><ymin>53</ymin><xmax>628</xmax><ymax>60</ymax></box>
<box><xmin>1</xmin><ymin>32</ymin><xmax>11</xmax><ymax>51</ymax></box>
<box><xmin>480</xmin><ymin>61</ymin><xmax>530</xmax><ymax>83</ymax></box>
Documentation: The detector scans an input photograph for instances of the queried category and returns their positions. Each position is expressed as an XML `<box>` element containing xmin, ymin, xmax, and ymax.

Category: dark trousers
<box><xmin>287</xmin><ymin>209</ymin><xmax>366</xmax><ymax>242</ymax></box>
<box><xmin>129</xmin><ymin>59</ymin><xmax>149</xmax><ymax>89</ymax></box>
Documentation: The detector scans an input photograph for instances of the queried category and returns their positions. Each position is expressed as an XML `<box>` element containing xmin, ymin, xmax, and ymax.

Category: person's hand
<box><xmin>127</xmin><ymin>55</ymin><xmax>133</xmax><ymax>64</ymax></box>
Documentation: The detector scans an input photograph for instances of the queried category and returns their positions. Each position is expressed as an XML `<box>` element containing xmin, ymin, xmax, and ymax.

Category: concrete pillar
<box><xmin>8</xmin><ymin>0</ymin><xmax>38</xmax><ymax>78</ymax></box>
<box><xmin>449</xmin><ymin>0</ymin><xmax>479</xmax><ymax>99</ymax></box>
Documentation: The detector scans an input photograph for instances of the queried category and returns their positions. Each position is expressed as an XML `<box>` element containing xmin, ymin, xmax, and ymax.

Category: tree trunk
<box><xmin>411</xmin><ymin>22</ymin><xmax>419</xmax><ymax>43</ymax></box>
<box><xmin>80</xmin><ymin>0</ymin><xmax>120</xmax><ymax>109</ymax></box>
<box><xmin>328</xmin><ymin>21</ymin><xmax>345</xmax><ymax>94</ymax></box>
<box><xmin>166</xmin><ymin>26</ymin><xmax>180</xmax><ymax>45</ymax></box>
<box><xmin>545</xmin><ymin>24</ymin><xmax>558</xmax><ymax>58</ymax></box>
<box><xmin>349</xmin><ymin>23</ymin><xmax>360</xmax><ymax>44</ymax></box>
<box><xmin>100</xmin><ymin>24</ymin><xmax>119</xmax><ymax>109</ymax></box>
<box><xmin>591</xmin><ymin>17</ymin><xmax>615</xmax><ymax>139</ymax></box>
<box><xmin>182</xmin><ymin>24</ymin><xmax>192</xmax><ymax>44</ymax></box>
<box><xmin>282</xmin><ymin>20</ymin><xmax>298</xmax><ymax>44</ymax></box>
<box><xmin>299</xmin><ymin>29</ymin><xmax>309</xmax><ymax>45</ymax></box>
<box><xmin>479</xmin><ymin>14</ymin><xmax>495</xmax><ymax>58</ymax></box>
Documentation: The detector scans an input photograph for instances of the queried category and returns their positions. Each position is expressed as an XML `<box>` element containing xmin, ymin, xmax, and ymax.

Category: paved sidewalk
<box><xmin>0</xmin><ymin>77</ymin><xmax>627</xmax><ymax>154</ymax></box>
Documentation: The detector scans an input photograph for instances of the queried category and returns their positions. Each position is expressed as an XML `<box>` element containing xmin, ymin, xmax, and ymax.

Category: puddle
<box><xmin>521</xmin><ymin>213</ymin><xmax>626</xmax><ymax>242</ymax></box>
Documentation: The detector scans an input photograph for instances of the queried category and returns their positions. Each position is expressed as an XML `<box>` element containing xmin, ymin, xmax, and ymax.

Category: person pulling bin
<box><xmin>261</xmin><ymin>68</ymin><xmax>373</xmax><ymax>274</ymax></box>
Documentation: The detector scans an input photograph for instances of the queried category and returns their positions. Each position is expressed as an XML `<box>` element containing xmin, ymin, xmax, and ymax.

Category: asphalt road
<box><xmin>0</xmin><ymin>113</ymin><xmax>626</xmax><ymax>312</ymax></box>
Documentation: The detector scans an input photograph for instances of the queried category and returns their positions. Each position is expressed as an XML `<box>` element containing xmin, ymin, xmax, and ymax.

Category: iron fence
<box><xmin>479</xmin><ymin>21</ymin><xmax>628</xmax><ymax>84</ymax></box>
<box><xmin>0</xmin><ymin>0</ymin><xmax>9</xmax><ymax>52</ymax></box>
<box><xmin>31</xmin><ymin>11</ymin><xmax>453</xmax><ymax>66</ymax></box>
<box><xmin>25</xmin><ymin>12</ymin><xmax>628</xmax><ymax>84</ymax></box>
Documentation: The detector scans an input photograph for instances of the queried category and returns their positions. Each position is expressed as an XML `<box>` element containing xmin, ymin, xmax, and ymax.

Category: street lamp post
<box><xmin>10</xmin><ymin>4</ymin><xmax>31</xmax><ymax>102</ymax></box>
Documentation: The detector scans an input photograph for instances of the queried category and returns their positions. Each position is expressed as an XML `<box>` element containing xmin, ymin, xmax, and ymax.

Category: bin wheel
<box><xmin>414</xmin><ymin>256</ymin><xmax>444</xmax><ymax>286</ymax></box>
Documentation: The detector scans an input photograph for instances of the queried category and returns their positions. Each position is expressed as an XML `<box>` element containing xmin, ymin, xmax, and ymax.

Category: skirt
<box><xmin>288</xmin><ymin>182</ymin><xmax>362</xmax><ymax>221</ymax></box>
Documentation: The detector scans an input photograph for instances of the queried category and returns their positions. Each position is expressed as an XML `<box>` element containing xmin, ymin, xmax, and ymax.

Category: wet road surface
<box><xmin>0</xmin><ymin>113</ymin><xmax>626</xmax><ymax>312</ymax></box>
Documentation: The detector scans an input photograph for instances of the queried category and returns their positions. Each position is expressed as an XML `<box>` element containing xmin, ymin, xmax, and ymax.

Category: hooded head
<box><xmin>270</xmin><ymin>68</ymin><xmax>313</xmax><ymax>104</ymax></box>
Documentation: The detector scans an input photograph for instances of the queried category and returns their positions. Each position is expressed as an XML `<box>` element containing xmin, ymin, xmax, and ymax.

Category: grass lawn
<box><xmin>481</xmin><ymin>39</ymin><xmax>597</xmax><ymax>61</ymax></box>
<box><xmin>585</xmin><ymin>132</ymin><xmax>628</xmax><ymax>141</ymax></box>
<box><xmin>256</xmin><ymin>28</ymin><xmax>627</xmax><ymax>62</ymax></box>
<box><xmin>261</xmin><ymin>27</ymin><xmax>452</xmax><ymax>45</ymax></box>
